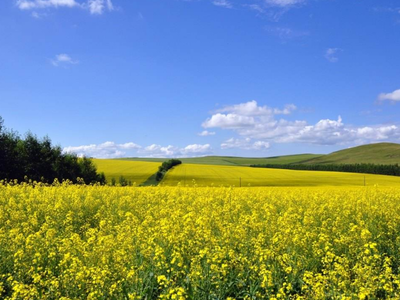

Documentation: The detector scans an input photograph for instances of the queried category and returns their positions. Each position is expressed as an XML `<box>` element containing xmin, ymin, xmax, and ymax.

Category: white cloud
<box><xmin>141</xmin><ymin>143</ymin><xmax>212</xmax><ymax>157</ymax></box>
<box><xmin>203</xmin><ymin>100</ymin><xmax>400</xmax><ymax>145</ymax></box>
<box><xmin>245</xmin><ymin>4</ymin><xmax>265</xmax><ymax>13</ymax></box>
<box><xmin>217</xmin><ymin>100</ymin><xmax>296</xmax><ymax>116</ymax></box>
<box><xmin>87</xmin><ymin>0</ymin><xmax>114</xmax><ymax>14</ymax></box>
<box><xmin>63</xmin><ymin>141</ymin><xmax>141</xmax><ymax>158</ymax></box>
<box><xmin>202</xmin><ymin>101</ymin><xmax>296</xmax><ymax>129</ymax></box>
<box><xmin>63</xmin><ymin>141</ymin><xmax>211</xmax><ymax>159</ymax></box>
<box><xmin>118</xmin><ymin>142</ymin><xmax>142</xmax><ymax>149</ymax></box>
<box><xmin>198</xmin><ymin>130</ymin><xmax>216</xmax><ymax>136</ymax></box>
<box><xmin>203</xmin><ymin>113</ymin><xmax>255</xmax><ymax>129</ymax></box>
<box><xmin>17</xmin><ymin>0</ymin><xmax>79</xmax><ymax>9</ymax></box>
<box><xmin>253</xmin><ymin>140</ymin><xmax>271</xmax><ymax>150</ymax></box>
<box><xmin>51</xmin><ymin>54</ymin><xmax>79</xmax><ymax>67</ymax></box>
<box><xmin>63</xmin><ymin>141</ymin><xmax>213</xmax><ymax>158</ymax></box>
<box><xmin>142</xmin><ymin>144</ymin><xmax>177</xmax><ymax>157</ymax></box>
<box><xmin>243</xmin><ymin>0</ymin><xmax>307</xmax><ymax>21</ymax></box>
<box><xmin>16</xmin><ymin>0</ymin><xmax>115</xmax><ymax>14</ymax></box>
<box><xmin>212</xmin><ymin>0</ymin><xmax>232</xmax><ymax>9</ymax></box>
<box><xmin>221</xmin><ymin>138</ymin><xmax>270</xmax><ymax>150</ymax></box>
<box><xmin>372</xmin><ymin>7</ymin><xmax>400</xmax><ymax>14</ymax></box>
<box><xmin>180</xmin><ymin>0</ymin><xmax>307</xmax><ymax>20</ymax></box>
<box><xmin>182</xmin><ymin>144</ymin><xmax>212</xmax><ymax>154</ymax></box>
<box><xmin>264</xmin><ymin>0</ymin><xmax>305</xmax><ymax>7</ymax></box>
<box><xmin>378</xmin><ymin>89</ymin><xmax>400</xmax><ymax>102</ymax></box>
<box><xmin>325</xmin><ymin>48</ymin><xmax>342</xmax><ymax>63</ymax></box>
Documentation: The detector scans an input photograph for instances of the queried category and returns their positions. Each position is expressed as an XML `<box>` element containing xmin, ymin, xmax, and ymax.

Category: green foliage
<box><xmin>156</xmin><ymin>159</ymin><xmax>182</xmax><ymax>182</ymax></box>
<box><xmin>160</xmin><ymin>159</ymin><xmax>182</xmax><ymax>170</ymax></box>
<box><xmin>0</xmin><ymin>117</ymin><xmax>106</xmax><ymax>184</ymax></box>
<box><xmin>251</xmin><ymin>163</ymin><xmax>400</xmax><ymax>176</ymax></box>
<box><xmin>155</xmin><ymin>170</ymin><xmax>164</xmax><ymax>181</ymax></box>
<box><xmin>118</xmin><ymin>175</ymin><xmax>132</xmax><ymax>186</ymax></box>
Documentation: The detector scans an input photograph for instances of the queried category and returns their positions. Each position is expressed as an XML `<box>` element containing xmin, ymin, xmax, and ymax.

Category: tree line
<box><xmin>251</xmin><ymin>163</ymin><xmax>400</xmax><ymax>176</ymax></box>
<box><xmin>109</xmin><ymin>176</ymin><xmax>133</xmax><ymax>186</ymax></box>
<box><xmin>0</xmin><ymin>117</ymin><xmax>106</xmax><ymax>184</ymax></box>
<box><xmin>156</xmin><ymin>159</ymin><xmax>182</xmax><ymax>181</ymax></box>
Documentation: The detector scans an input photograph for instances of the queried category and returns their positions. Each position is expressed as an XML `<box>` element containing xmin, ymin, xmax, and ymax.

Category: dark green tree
<box><xmin>0</xmin><ymin>117</ymin><xmax>106</xmax><ymax>184</ymax></box>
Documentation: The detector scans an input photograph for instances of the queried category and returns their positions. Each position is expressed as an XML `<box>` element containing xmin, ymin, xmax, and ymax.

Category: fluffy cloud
<box><xmin>264</xmin><ymin>0</ymin><xmax>305</xmax><ymax>7</ymax></box>
<box><xmin>203</xmin><ymin>100</ymin><xmax>400</xmax><ymax>145</ymax></box>
<box><xmin>63</xmin><ymin>141</ymin><xmax>141</xmax><ymax>158</ymax></box>
<box><xmin>142</xmin><ymin>144</ymin><xmax>177</xmax><ymax>157</ymax></box>
<box><xmin>198</xmin><ymin>130</ymin><xmax>216</xmax><ymax>136</ymax></box>
<box><xmin>378</xmin><ymin>89</ymin><xmax>400</xmax><ymax>102</ymax></box>
<box><xmin>141</xmin><ymin>143</ymin><xmax>212</xmax><ymax>157</ymax></box>
<box><xmin>221</xmin><ymin>138</ymin><xmax>270</xmax><ymax>150</ymax></box>
<box><xmin>182</xmin><ymin>144</ymin><xmax>212</xmax><ymax>154</ymax></box>
<box><xmin>217</xmin><ymin>100</ymin><xmax>296</xmax><ymax>116</ymax></box>
<box><xmin>17</xmin><ymin>0</ymin><xmax>79</xmax><ymax>9</ymax></box>
<box><xmin>253</xmin><ymin>140</ymin><xmax>271</xmax><ymax>150</ymax></box>
<box><xmin>64</xmin><ymin>142</ymin><xmax>212</xmax><ymax>158</ymax></box>
<box><xmin>87</xmin><ymin>0</ymin><xmax>114</xmax><ymax>14</ymax></box>
<box><xmin>16</xmin><ymin>0</ymin><xmax>115</xmax><ymax>15</ymax></box>
<box><xmin>243</xmin><ymin>0</ymin><xmax>308</xmax><ymax>21</ymax></box>
<box><xmin>51</xmin><ymin>54</ymin><xmax>79</xmax><ymax>67</ymax></box>
<box><xmin>212</xmin><ymin>0</ymin><xmax>232</xmax><ymax>9</ymax></box>
<box><xmin>202</xmin><ymin>101</ymin><xmax>296</xmax><ymax>129</ymax></box>
<box><xmin>325</xmin><ymin>48</ymin><xmax>342</xmax><ymax>63</ymax></box>
<box><xmin>203</xmin><ymin>113</ymin><xmax>255</xmax><ymax>129</ymax></box>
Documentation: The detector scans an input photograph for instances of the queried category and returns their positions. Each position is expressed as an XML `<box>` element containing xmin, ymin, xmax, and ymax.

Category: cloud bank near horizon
<box><xmin>63</xmin><ymin>142</ymin><xmax>212</xmax><ymax>158</ymax></box>
<box><xmin>64</xmin><ymin>99</ymin><xmax>400</xmax><ymax>158</ymax></box>
<box><xmin>202</xmin><ymin>100</ymin><xmax>400</xmax><ymax>146</ymax></box>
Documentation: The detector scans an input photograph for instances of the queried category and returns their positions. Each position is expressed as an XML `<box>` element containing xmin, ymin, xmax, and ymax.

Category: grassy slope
<box><xmin>117</xmin><ymin>154</ymin><xmax>322</xmax><ymax>166</ymax></box>
<box><xmin>117</xmin><ymin>143</ymin><xmax>400</xmax><ymax>166</ymax></box>
<box><xmin>93</xmin><ymin>159</ymin><xmax>161</xmax><ymax>185</ymax></box>
<box><xmin>303</xmin><ymin>143</ymin><xmax>400</xmax><ymax>165</ymax></box>
<box><xmin>162</xmin><ymin>163</ymin><xmax>400</xmax><ymax>187</ymax></box>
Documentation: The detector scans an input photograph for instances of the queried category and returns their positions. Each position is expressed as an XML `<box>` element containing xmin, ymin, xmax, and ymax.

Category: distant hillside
<box><xmin>115</xmin><ymin>143</ymin><xmax>400</xmax><ymax>166</ymax></box>
<box><xmin>118</xmin><ymin>154</ymin><xmax>322</xmax><ymax>166</ymax></box>
<box><xmin>303</xmin><ymin>143</ymin><xmax>400</xmax><ymax>165</ymax></box>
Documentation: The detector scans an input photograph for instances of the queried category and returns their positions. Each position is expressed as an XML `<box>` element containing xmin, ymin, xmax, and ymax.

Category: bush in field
<box><xmin>118</xmin><ymin>176</ymin><xmax>132</xmax><ymax>186</ymax></box>
<box><xmin>0</xmin><ymin>116</ymin><xmax>105</xmax><ymax>184</ymax></box>
<box><xmin>156</xmin><ymin>159</ymin><xmax>182</xmax><ymax>181</ymax></box>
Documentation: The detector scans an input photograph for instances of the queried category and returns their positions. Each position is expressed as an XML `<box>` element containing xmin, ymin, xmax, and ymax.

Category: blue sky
<box><xmin>1</xmin><ymin>0</ymin><xmax>400</xmax><ymax>158</ymax></box>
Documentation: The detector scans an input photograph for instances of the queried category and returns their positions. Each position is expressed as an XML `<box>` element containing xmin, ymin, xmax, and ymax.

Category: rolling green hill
<box><xmin>117</xmin><ymin>154</ymin><xmax>322</xmax><ymax>166</ymax></box>
<box><xmin>303</xmin><ymin>143</ymin><xmax>400</xmax><ymax>165</ymax></box>
<box><xmin>116</xmin><ymin>143</ymin><xmax>400</xmax><ymax>166</ymax></box>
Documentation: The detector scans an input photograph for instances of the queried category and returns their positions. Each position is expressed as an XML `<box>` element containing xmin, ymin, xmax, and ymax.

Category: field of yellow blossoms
<box><xmin>1</xmin><ymin>182</ymin><xmax>400</xmax><ymax>299</ymax></box>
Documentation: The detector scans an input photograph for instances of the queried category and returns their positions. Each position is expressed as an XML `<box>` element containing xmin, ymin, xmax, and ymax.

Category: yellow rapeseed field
<box><xmin>1</xmin><ymin>183</ymin><xmax>400</xmax><ymax>299</ymax></box>
<box><xmin>162</xmin><ymin>163</ymin><xmax>400</xmax><ymax>187</ymax></box>
<box><xmin>93</xmin><ymin>159</ymin><xmax>160</xmax><ymax>185</ymax></box>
